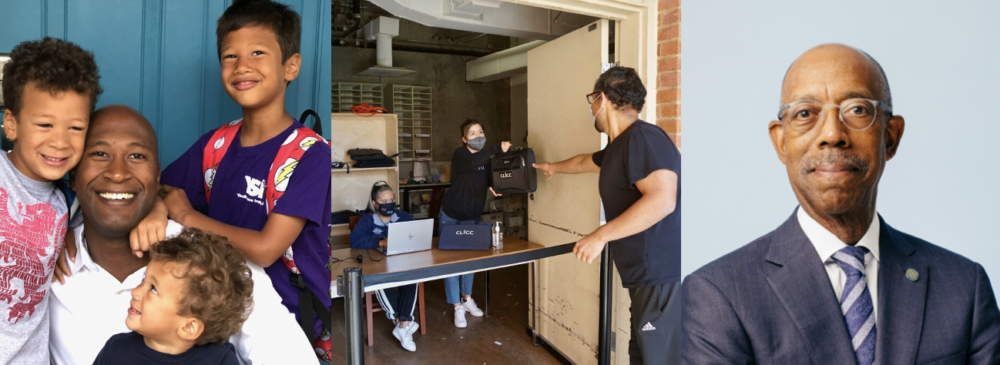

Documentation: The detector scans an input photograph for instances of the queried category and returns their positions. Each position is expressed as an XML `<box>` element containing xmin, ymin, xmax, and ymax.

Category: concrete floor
<box><xmin>331</xmin><ymin>265</ymin><xmax>563</xmax><ymax>364</ymax></box>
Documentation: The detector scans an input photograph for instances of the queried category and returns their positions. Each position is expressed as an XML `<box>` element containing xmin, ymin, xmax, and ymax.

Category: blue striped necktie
<box><xmin>832</xmin><ymin>246</ymin><xmax>876</xmax><ymax>365</ymax></box>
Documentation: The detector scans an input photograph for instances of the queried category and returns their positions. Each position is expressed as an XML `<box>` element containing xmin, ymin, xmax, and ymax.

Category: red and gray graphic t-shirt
<box><xmin>0</xmin><ymin>153</ymin><xmax>68</xmax><ymax>363</ymax></box>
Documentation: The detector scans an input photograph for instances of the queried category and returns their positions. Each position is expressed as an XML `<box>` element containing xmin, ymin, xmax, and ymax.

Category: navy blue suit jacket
<box><xmin>682</xmin><ymin>212</ymin><xmax>1000</xmax><ymax>364</ymax></box>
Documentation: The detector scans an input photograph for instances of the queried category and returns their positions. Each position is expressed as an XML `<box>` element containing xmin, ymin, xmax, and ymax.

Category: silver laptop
<box><xmin>386</xmin><ymin>219</ymin><xmax>434</xmax><ymax>256</ymax></box>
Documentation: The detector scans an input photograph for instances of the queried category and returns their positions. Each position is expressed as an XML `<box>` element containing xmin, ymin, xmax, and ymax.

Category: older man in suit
<box><xmin>682</xmin><ymin>44</ymin><xmax>1000</xmax><ymax>365</ymax></box>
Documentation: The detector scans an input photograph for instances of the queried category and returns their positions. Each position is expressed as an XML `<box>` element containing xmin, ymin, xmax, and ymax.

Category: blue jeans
<box><xmin>439</xmin><ymin>209</ymin><xmax>475</xmax><ymax>304</ymax></box>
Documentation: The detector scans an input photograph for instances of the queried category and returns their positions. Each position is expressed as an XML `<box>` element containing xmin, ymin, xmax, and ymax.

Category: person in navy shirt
<box><xmin>350</xmin><ymin>182</ymin><xmax>420</xmax><ymax>352</ymax></box>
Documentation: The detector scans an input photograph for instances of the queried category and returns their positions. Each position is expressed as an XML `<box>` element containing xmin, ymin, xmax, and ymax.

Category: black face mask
<box><xmin>377</xmin><ymin>202</ymin><xmax>397</xmax><ymax>216</ymax></box>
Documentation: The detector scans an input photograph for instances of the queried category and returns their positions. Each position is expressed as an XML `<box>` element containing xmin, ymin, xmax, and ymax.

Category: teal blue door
<box><xmin>0</xmin><ymin>0</ymin><xmax>332</xmax><ymax>165</ymax></box>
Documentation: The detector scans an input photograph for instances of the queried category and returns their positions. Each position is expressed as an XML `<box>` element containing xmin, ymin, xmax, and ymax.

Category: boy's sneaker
<box><xmin>392</xmin><ymin>322</ymin><xmax>418</xmax><ymax>352</ymax></box>
<box><xmin>454</xmin><ymin>306</ymin><xmax>468</xmax><ymax>328</ymax></box>
<box><xmin>462</xmin><ymin>297</ymin><xmax>484</xmax><ymax>317</ymax></box>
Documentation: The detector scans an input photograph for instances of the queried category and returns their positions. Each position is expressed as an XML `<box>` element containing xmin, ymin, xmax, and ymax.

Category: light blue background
<box><xmin>0</xmin><ymin>0</ymin><xmax>332</xmax><ymax>166</ymax></box>
<box><xmin>683</xmin><ymin>0</ymin><xmax>1000</xmax><ymax>296</ymax></box>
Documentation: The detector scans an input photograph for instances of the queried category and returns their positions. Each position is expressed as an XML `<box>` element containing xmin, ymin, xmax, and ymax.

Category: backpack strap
<box><xmin>197</xmin><ymin>119</ymin><xmax>332</xmax><ymax>340</ymax></box>
<box><xmin>201</xmin><ymin>119</ymin><xmax>243</xmax><ymax>204</ymax></box>
<box><xmin>265</xmin><ymin>126</ymin><xmax>326</xmax><ymax>275</ymax></box>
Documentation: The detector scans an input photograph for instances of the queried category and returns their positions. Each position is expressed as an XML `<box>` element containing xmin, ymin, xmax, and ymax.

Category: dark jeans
<box><xmin>628</xmin><ymin>281</ymin><xmax>681</xmax><ymax>365</ymax></box>
<box><xmin>375</xmin><ymin>284</ymin><xmax>418</xmax><ymax>322</ymax></box>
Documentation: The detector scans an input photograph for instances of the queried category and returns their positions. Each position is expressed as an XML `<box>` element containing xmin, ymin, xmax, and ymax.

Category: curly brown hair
<box><xmin>1</xmin><ymin>37</ymin><xmax>102</xmax><ymax>115</ymax></box>
<box><xmin>150</xmin><ymin>228</ymin><xmax>254</xmax><ymax>345</ymax></box>
<box><xmin>216</xmin><ymin>0</ymin><xmax>301</xmax><ymax>63</ymax></box>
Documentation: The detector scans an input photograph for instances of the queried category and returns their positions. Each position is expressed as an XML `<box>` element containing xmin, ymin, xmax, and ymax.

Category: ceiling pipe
<box><xmin>335</xmin><ymin>40</ymin><xmax>494</xmax><ymax>58</ymax></box>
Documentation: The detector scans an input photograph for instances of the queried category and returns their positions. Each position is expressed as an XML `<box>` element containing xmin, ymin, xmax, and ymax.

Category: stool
<box><xmin>365</xmin><ymin>282</ymin><xmax>426</xmax><ymax>347</ymax></box>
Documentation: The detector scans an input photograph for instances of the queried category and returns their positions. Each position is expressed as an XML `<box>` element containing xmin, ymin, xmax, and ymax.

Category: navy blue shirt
<box><xmin>592</xmin><ymin>121</ymin><xmax>681</xmax><ymax>288</ymax></box>
<box><xmin>93</xmin><ymin>331</ymin><xmax>239</xmax><ymax>365</ymax></box>
<box><xmin>349</xmin><ymin>211</ymin><xmax>415</xmax><ymax>249</ymax></box>
<box><xmin>441</xmin><ymin>144</ymin><xmax>501</xmax><ymax>221</ymax></box>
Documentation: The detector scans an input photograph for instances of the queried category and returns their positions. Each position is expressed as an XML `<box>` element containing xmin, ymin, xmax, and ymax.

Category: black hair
<box><xmin>592</xmin><ymin>66</ymin><xmax>646</xmax><ymax>112</ymax></box>
<box><xmin>459</xmin><ymin>119</ymin><xmax>483</xmax><ymax>137</ymax></box>
<box><xmin>216</xmin><ymin>0</ymin><xmax>301</xmax><ymax>63</ymax></box>
<box><xmin>2</xmin><ymin>37</ymin><xmax>103</xmax><ymax>115</ymax></box>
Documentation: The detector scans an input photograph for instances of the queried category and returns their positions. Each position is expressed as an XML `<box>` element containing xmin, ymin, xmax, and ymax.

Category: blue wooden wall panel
<box><xmin>0</xmin><ymin>2</ymin><xmax>43</xmax><ymax>50</ymax></box>
<box><xmin>65</xmin><ymin>0</ymin><xmax>145</xmax><ymax>113</ymax></box>
<box><xmin>0</xmin><ymin>0</ymin><xmax>332</xmax><ymax>166</ymax></box>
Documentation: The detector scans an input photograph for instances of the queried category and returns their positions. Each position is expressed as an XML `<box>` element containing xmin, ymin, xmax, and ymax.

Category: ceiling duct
<box><xmin>369</xmin><ymin>0</ymin><xmax>589</xmax><ymax>40</ymax></box>
<box><xmin>359</xmin><ymin>16</ymin><xmax>415</xmax><ymax>77</ymax></box>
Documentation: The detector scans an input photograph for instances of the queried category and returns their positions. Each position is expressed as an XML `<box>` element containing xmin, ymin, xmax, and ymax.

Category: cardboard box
<box><xmin>503</xmin><ymin>197</ymin><xmax>524</xmax><ymax>212</ymax></box>
<box><xmin>505</xmin><ymin>226</ymin><xmax>525</xmax><ymax>240</ymax></box>
<box><xmin>505</xmin><ymin>214</ymin><xmax>524</xmax><ymax>227</ymax></box>
<box><xmin>482</xmin><ymin>213</ymin><xmax>504</xmax><ymax>225</ymax></box>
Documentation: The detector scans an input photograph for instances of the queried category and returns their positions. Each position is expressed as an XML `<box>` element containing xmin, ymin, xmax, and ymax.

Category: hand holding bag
<box><xmin>490</xmin><ymin>147</ymin><xmax>537</xmax><ymax>194</ymax></box>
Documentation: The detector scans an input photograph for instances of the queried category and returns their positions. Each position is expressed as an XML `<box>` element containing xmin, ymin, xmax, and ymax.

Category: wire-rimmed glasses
<box><xmin>777</xmin><ymin>98</ymin><xmax>892</xmax><ymax>132</ymax></box>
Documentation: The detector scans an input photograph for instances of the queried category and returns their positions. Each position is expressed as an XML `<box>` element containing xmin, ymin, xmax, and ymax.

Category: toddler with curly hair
<box><xmin>93</xmin><ymin>228</ymin><xmax>253</xmax><ymax>365</ymax></box>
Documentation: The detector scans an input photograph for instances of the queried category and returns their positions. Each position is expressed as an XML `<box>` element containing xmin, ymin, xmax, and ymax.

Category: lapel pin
<box><xmin>905</xmin><ymin>268</ymin><xmax>919</xmax><ymax>282</ymax></box>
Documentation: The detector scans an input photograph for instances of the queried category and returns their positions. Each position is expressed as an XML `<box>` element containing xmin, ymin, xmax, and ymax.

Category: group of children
<box><xmin>0</xmin><ymin>0</ymin><xmax>331</xmax><ymax>363</ymax></box>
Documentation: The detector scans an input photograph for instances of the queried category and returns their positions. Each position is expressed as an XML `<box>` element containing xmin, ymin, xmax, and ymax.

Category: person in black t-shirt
<box><xmin>533</xmin><ymin>66</ymin><xmax>681</xmax><ymax>365</ymax></box>
<box><xmin>93</xmin><ymin>228</ymin><xmax>251</xmax><ymax>365</ymax></box>
<box><xmin>439</xmin><ymin>119</ymin><xmax>511</xmax><ymax>328</ymax></box>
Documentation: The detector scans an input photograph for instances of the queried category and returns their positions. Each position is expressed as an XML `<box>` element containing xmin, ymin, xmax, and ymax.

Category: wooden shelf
<box><xmin>332</xmin><ymin>166</ymin><xmax>397</xmax><ymax>173</ymax></box>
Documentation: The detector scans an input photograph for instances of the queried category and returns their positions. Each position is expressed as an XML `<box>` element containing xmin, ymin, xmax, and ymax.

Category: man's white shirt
<box><xmin>49</xmin><ymin>220</ymin><xmax>316</xmax><ymax>365</ymax></box>
<box><xmin>798</xmin><ymin>207</ymin><xmax>880</xmax><ymax>321</ymax></box>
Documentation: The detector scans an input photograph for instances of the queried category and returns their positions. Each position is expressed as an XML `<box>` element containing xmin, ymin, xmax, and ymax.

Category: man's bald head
<box><xmin>90</xmin><ymin>105</ymin><xmax>158</xmax><ymax>164</ymax></box>
<box><xmin>781</xmin><ymin>44</ymin><xmax>892</xmax><ymax>110</ymax></box>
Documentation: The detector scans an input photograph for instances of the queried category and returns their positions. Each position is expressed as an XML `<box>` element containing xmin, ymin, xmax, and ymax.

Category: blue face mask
<box><xmin>467</xmin><ymin>137</ymin><xmax>486</xmax><ymax>151</ymax></box>
<box><xmin>377</xmin><ymin>202</ymin><xmax>397</xmax><ymax>216</ymax></box>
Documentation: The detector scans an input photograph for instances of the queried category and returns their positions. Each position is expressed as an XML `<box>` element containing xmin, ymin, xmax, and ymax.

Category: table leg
<box><xmin>484</xmin><ymin>270</ymin><xmax>490</xmax><ymax>318</ymax></box>
<box><xmin>598</xmin><ymin>247</ymin><xmax>612</xmax><ymax>365</ymax></box>
<box><xmin>530</xmin><ymin>261</ymin><xmax>540</xmax><ymax>346</ymax></box>
<box><xmin>344</xmin><ymin>267</ymin><xmax>364</xmax><ymax>365</ymax></box>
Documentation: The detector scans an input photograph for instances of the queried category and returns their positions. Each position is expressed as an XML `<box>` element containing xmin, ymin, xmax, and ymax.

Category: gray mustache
<box><xmin>800</xmin><ymin>154</ymin><xmax>869</xmax><ymax>176</ymax></box>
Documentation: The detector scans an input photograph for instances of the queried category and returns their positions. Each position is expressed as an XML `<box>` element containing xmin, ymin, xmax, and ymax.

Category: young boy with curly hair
<box><xmin>0</xmin><ymin>37</ymin><xmax>101</xmax><ymax>363</ymax></box>
<box><xmin>93</xmin><ymin>228</ymin><xmax>253</xmax><ymax>364</ymax></box>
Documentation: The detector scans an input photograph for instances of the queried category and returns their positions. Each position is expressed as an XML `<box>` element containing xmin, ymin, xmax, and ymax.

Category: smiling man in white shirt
<box><xmin>47</xmin><ymin>105</ymin><xmax>316</xmax><ymax>364</ymax></box>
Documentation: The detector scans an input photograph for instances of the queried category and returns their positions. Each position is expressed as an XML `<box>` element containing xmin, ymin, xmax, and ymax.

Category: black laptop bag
<box><xmin>490</xmin><ymin>147</ymin><xmax>537</xmax><ymax>194</ymax></box>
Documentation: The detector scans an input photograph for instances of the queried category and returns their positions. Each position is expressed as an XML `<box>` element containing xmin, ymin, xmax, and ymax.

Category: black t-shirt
<box><xmin>441</xmin><ymin>143</ymin><xmax>500</xmax><ymax>221</ymax></box>
<box><xmin>592</xmin><ymin>120</ymin><xmax>681</xmax><ymax>288</ymax></box>
<box><xmin>93</xmin><ymin>331</ymin><xmax>240</xmax><ymax>365</ymax></box>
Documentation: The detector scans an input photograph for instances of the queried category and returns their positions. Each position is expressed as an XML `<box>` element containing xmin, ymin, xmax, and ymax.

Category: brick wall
<box><xmin>657</xmin><ymin>0</ymin><xmax>680</xmax><ymax>148</ymax></box>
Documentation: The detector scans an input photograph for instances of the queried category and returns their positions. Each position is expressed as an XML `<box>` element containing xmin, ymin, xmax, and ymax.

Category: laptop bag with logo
<box><xmin>439</xmin><ymin>221</ymin><xmax>492</xmax><ymax>250</ymax></box>
<box><xmin>490</xmin><ymin>147</ymin><xmax>537</xmax><ymax>194</ymax></box>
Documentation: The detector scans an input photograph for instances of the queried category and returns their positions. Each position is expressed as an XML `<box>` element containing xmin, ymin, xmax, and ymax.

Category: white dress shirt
<box><xmin>49</xmin><ymin>221</ymin><xmax>316</xmax><ymax>365</ymax></box>
<box><xmin>797</xmin><ymin>207</ymin><xmax>880</xmax><ymax>321</ymax></box>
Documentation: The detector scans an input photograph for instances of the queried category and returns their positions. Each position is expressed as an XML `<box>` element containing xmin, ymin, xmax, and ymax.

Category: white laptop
<box><xmin>386</xmin><ymin>219</ymin><xmax>434</xmax><ymax>256</ymax></box>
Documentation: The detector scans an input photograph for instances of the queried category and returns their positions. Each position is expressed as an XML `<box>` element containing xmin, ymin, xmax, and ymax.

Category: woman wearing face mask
<box><xmin>349</xmin><ymin>182</ymin><xmax>420</xmax><ymax>352</ymax></box>
<box><xmin>439</xmin><ymin>119</ymin><xmax>511</xmax><ymax>328</ymax></box>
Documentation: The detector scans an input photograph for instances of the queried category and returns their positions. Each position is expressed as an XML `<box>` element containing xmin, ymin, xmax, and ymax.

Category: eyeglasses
<box><xmin>376</xmin><ymin>199</ymin><xmax>396</xmax><ymax>204</ymax></box>
<box><xmin>586</xmin><ymin>92</ymin><xmax>603</xmax><ymax>104</ymax></box>
<box><xmin>777</xmin><ymin>98</ymin><xmax>892</xmax><ymax>133</ymax></box>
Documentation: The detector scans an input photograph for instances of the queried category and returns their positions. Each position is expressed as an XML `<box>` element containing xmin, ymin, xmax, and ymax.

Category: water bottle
<box><xmin>492</xmin><ymin>222</ymin><xmax>503</xmax><ymax>249</ymax></box>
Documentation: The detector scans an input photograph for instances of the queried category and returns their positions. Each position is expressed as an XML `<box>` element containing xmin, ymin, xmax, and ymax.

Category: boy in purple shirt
<box><xmin>141</xmin><ymin>0</ymin><xmax>331</xmax><ymax>359</ymax></box>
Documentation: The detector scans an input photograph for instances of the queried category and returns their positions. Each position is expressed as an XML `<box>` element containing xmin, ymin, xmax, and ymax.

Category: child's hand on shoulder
<box><xmin>159</xmin><ymin>185</ymin><xmax>196</xmax><ymax>224</ymax></box>
<box><xmin>129</xmin><ymin>195</ymin><xmax>169</xmax><ymax>258</ymax></box>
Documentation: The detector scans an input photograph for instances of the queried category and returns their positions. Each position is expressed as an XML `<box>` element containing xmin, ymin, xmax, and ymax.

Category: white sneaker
<box><xmin>454</xmin><ymin>306</ymin><xmax>468</xmax><ymax>328</ymax></box>
<box><xmin>462</xmin><ymin>298</ymin><xmax>484</xmax><ymax>317</ymax></box>
<box><xmin>393</xmin><ymin>322</ymin><xmax>417</xmax><ymax>352</ymax></box>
